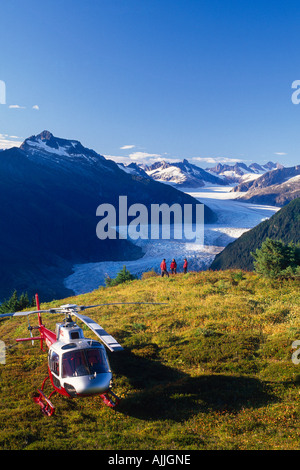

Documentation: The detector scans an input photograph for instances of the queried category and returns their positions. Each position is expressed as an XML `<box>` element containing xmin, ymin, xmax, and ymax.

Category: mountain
<box><xmin>119</xmin><ymin>158</ymin><xmax>284</xmax><ymax>188</ymax></box>
<box><xmin>20</xmin><ymin>130</ymin><xmax>106</xmax><ymax>165</ymax></box>
<box><xmin>210</xmin><ymin>197</ymin><xmax>300</xmax><ymax>271</ymax></box>
<box><xmin>232</xmin><ymin>165</ymin><xmax>300</xmax><ymax>206</ymax></box>
<box><xmin>0</xmin><ymin>131</ymin><xmax>216</xmax><ymax>301</ymax></box>
<box><xmin>117</xmin><ymin>162</ymin><xmax>151</xmax><ymax>179</ymax></box>
<box><xmin>206</xmin><ymin>161</ymin><xmax>283</xmax><ymax>184</ymax></box>
<box><xmin>139</xmin><ymin>159</ymin><xmax>228</xmax><ymax>187</ymax></box>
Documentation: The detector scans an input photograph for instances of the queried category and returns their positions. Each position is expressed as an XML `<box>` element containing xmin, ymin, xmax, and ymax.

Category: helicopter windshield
<box><xmin>62</xmin><ymin>348</ymin><xmax>110</xmax><ymax>378</ymax></box>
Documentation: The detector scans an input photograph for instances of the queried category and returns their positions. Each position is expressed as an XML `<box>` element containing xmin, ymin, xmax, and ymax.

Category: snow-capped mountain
<box><xmin>21</xmin><ymin>130</ymin><xmax>103</xmax><ymax>159</ymax></box>
<box><xmin>117</xmin><ymin>162</ymin><xmax>151</xmax><ymax>179</ymax></box>
<box><xmin>0</xmin><ymin>130</ymin><xmax>217</xmax><ymax>301</ymax></box>
<box><xmin>206</xmin><ymin>161</ymin><xmax>283</xmax><ymax>184</ymax></box>
<box><xmin>20</xmin><ymin>130</ymin><xmax>107</xmax><ymax>173</ymax></box>
<box><xmin>119</xmin><ymin>158</ymin><xmax>284</xmax><ymax>187</ymax></box>
<box><xmin>137</xmin><ymin>159</ymin><xmax>228</xmax><ymax>187</ymax></box>
<box><xmin>233</xmin><ymin>165</ymin><xmax>300</xmax><ymax>206</ymax></box>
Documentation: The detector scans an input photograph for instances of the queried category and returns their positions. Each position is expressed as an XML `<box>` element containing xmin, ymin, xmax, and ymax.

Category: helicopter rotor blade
<box><xmin>0</xmin><ymin>302</ymin><xmax>167</xmax><ymax>319</ymax></box>
<box><xmin>35</xmin><ymin>302</ymin><xmax>167</xmax><ymax>314</ymax></box>
<box><xmin>77</xmin><ymin>302</ymin><xmax>167</xmax><ymax>310</ymax></box>
<box><xmin>0</xmin><ymin>309</ymin><xmax>51</xmax><ymax>319</ymax></box>
<box><xmin>70</xmin><ymin>311</ymin><xmax>124</xmax><ymax>352</ymax></box>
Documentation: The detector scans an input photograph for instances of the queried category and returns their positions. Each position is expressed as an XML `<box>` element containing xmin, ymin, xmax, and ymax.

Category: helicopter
<box><xmin>0</xmin><ymin>294</ymin><xmax>165</xmax><ymax>416</ymax></box>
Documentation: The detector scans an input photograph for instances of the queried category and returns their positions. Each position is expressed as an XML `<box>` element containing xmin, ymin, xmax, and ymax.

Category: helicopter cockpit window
<box><xmin>48</xmin><ymin>350</ymin><xmax>59</xmax><ymax>376</ymax></box>
<box><xmin>62</xmin><ymin>348</ymin><xmax>110</xmax><ymax>378</ymax></box>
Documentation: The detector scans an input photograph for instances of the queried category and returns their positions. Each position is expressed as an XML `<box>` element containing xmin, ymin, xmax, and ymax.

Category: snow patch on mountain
<box><xmin>205</xmin><ymin>161</ymin><xmax>283</xmax><ymax>184</ymax></box>
<box><xmin>20</xmin><ymin>130</ymin><xmax>106</xmax><ymax>167</ymax></box>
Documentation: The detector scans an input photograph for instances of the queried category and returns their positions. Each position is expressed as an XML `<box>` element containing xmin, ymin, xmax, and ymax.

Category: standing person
<box><xmin>160</xmin><ymin>258</ymin><xmax>169</xmax><ymax>277</ymax></box>
<box><xmin>170</xmin><ymin>258</ymin><xmax>177</xmax><ymax>274</ymax></box>
<box><xmin>183</xmin><ymin>258</ymin><xmax>188</xmax><ymax>274</ymax></box>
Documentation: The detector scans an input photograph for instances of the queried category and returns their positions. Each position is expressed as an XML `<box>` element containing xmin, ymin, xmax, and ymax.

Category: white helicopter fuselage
<box><xmin>48</xmin><ymin>320</ymin><xmax>113</xmax><ymax>397</ymax></box>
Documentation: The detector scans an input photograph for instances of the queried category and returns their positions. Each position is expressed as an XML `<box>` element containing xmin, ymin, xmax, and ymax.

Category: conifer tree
<box><xmin>105</xmin><ymin>266</ymin><xmax>136</xmax><ymax>287</ymax></box>
<box><xmin>0</xmin><ymin>290</ymin><xmax>32</xmax><ymax>313</ymax></box>
<box><xmin>251</xmin><ymin>238</ymin><xmax>300</xmax><ymax>278</ymax></box>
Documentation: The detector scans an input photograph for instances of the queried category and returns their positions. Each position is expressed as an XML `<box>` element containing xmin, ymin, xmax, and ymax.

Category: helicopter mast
<box><xmin>35</xmin><ymin>293</ymin><xmax>45</xmax><ymax>350</ymax></box>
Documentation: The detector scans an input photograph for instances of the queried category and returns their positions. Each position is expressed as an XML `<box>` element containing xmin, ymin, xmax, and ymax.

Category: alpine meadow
<box><xmin>0</xmin><ymin>269</ymin><xmax>299</xmax><ymax>450</ymax></box>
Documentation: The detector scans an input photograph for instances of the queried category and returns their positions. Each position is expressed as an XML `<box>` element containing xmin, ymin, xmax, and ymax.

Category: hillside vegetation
<box><xmin>211</xmin><ymin>197</ymin><xmax>300</xmax><ymax>271</ymax></box>
<box><xmin>0</xmin><ymin>270</ymin><xmax>300</xmax><ymax>450</ymax></box>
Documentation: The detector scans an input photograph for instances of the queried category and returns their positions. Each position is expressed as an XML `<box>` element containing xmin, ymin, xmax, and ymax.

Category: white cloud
<box><xmin>0</xmin><ymin>135</ymin><xmax>22</xmax><ymax>149</ymax></box>
<box><xmin>129</xmin><ymin>151</ymin><xmax>162</xmax><ymax>161</ymax></box>
<box><xmin>8</xmin><ymin>104</ymin><xmax>26</xmax><ymax>109</ymax></box>
<box><xmin>32</xmin><ymin>105</ymin><xmax>39</xmax><ymax>110</ymax></box>
<box><xmin>104</xmin><ymin>148</ymin><xmax>246</xmax><ymax>168</ymax></box>
<box><xmin>274</xmin><ymin>152</ymin><xmax>287</xmax><ymax>156</ymax></box>
<box><xmin>104</xmin><ymin>155</ymin><xmax>131</xmax><ymax>164</ymax></box>
<box><xmin>192</xmin><ymin>156</ymin><xmax>243</xmax><ymax>164</ymax></box>
<box><xmin>104</xmin><ymin>151</ymin><xmax>245</xmax><ymax>168</ymax></box>
<box><xmin>104</xmin><ymin>151</ymin><xmax>163</xmax><ymax>166</ymax></box>
<box><xmin>120</xmin><ymin>144</ymin><xmax>135</xmax><ymax>150</ymax></box>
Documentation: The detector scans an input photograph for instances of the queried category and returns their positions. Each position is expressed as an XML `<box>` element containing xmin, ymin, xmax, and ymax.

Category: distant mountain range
<box><xmin>210</xmin><ymin>197</ymin><xmax>300</xmax><ymax>271</ymax></box>
<box><xmin>232</xmin><ymin>165</ymin><xmax>300</xmax><ymax>206</ymax></box>
<box><xmin>1</xmin><ymin>130</ymin><xmax>298</xmax><ymax>300</ymax></box>
<box><xmin>140</xmin><ymin>159</ymin><xmax>228</xmax><ymax>187</ymax></box>
<box><xmin>206</xmin><ymin>161</ymin><xmax>283</xmax><ymax>183</ymax></box>
<box><xmin>124</xmin><ymin>158</ymin><xmax>299</xmax><ymax>208</ymax></box>
<box><xmin>0</xmin><ymin>130</ymin><xmax>216</xmax><ymax>301</ymax></box>
<box><xmin>118</xmin><ymin>158</ymin><xmax>285</xmax><ymax>188</ymax></box>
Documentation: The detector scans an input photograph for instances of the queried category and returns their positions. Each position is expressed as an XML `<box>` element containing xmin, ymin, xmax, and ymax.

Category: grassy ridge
<box><xmin>0</xmin><ymin>270</ymin><xmax>300</xmax><ymax>450</ymax></box>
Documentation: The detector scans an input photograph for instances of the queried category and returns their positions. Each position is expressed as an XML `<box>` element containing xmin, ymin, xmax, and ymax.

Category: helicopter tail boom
<box><xmin>16</xmin><ymin>336</ymin><xmax>43</xmax><ymax>343</ymax></box>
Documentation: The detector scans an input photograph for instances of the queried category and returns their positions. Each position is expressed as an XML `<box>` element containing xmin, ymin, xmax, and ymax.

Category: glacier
<box><xmin>64</xmin><ymin>185</ymin><xmax>279</xmax><ymax>295</ymax></box>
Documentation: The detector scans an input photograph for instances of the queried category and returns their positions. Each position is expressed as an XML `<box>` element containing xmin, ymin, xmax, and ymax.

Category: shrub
<box><xmin>105</xmin><ymin>265</ymin><xmax>137</xmax><ymax>287</ymax></box>
<box><xmin>142</xmin><ymin>269</ymin><xmax>158</xmax><ymax>280</ymax></box>
<box><xmin>251</xmin><ymin>238</ymin><xmax>300</xmax><ymax>279</ymax></box>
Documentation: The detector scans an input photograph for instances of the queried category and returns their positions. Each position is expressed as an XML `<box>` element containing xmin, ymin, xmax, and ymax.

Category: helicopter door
<box><xmin>48</xmin><ymin>349</ymin><xmax>61</xmax><ymax>388</ymax></box>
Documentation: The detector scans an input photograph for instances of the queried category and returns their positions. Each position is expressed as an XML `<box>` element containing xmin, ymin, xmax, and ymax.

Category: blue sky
<box><xmin>0</xmin><ymin>0</ymin><xmax>300</xmax><ymax>168</ymax></box>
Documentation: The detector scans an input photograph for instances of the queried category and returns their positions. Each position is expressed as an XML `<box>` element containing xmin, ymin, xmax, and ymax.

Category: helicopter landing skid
<box><xmin>100</xmin><ymin>389</ymin><xmax>120</xmax><ymax>408</ymax></box>
<box><xmin>32</xmin><ymin>375</ymin><xmax>56</xmax><ymax>417</ymax></box>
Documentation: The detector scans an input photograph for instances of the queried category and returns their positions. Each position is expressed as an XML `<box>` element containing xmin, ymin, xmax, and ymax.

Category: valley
<box><xmin>64</xmin><ymin>186</ymin><xmax>279</xmax><ymax>295</ymax></box>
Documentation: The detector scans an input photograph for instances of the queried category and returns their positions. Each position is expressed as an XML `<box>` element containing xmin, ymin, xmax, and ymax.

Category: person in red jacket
<box><xmin>183</xmin><ymin>258</ymin><xmax>188</xmax><ymax>274</ymax></box>
<box><xmin>160</xmin><ymin>258</ymin><xmax>169</xmax><ymax>277</ymax></box>
<box><xmin>170</xmin><ymin>259</ymin><xmax>177</xmax><ymax>274</ymax></box>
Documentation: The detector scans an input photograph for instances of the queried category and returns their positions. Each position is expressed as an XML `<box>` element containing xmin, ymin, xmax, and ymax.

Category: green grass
<box><xmin>0</xmin><ymin>270</ymin><xmax>300</xmax><ymax>450</ymax></box>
